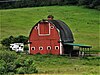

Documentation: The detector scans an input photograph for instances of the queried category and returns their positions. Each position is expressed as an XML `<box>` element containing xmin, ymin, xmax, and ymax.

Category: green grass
<box><xmin>0</xmin><ymin>50</ymin><xmax>100</xmax><ymax>74</ymax></box>
<box><xmin>0</xmin><ymin>6</ymin><xmax>100</xmax><ymax>50</ymax></box>
<box><xmin>9</xmin><ymin>51</ymin><xmax>100</xmax><ymax>74</ymax></box>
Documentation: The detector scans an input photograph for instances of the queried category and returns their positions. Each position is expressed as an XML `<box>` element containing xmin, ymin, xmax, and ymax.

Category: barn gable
<box><xmin>29</xmin><ymin>20</ymin><xmax>74</xmax><ymax>43</ymax></box>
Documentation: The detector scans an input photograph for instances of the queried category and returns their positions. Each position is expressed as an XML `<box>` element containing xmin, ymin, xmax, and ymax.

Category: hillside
<box><xmin>0</xmin><ymin>6</ymin><xmax>100</xmax><ymax>50</ymax></box>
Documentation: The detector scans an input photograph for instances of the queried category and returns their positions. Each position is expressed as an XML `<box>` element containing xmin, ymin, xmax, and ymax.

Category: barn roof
<box><xmin>48</xmin><ymin>20</ymin><xmax>74</xmax><ymax>43</ymax></box>
<box><xmin>29</xmin><ymin>20</ymin><xmax>74</xmax><ymax>44</ymax></box>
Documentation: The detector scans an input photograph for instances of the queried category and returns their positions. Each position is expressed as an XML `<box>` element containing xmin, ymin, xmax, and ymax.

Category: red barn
<box><xmin>28</xmin><ymin>20</ymin><xmax>74</xmax><ymax>55</ymax></box>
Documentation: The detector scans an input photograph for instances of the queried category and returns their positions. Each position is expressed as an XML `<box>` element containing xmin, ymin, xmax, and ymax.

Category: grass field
<box><xmin>0</xmin><ymin>6</ymin><xmax>100</xmax><ymax>50</ymax></box>
<box><xmin>0</xmin><ymin>50</ymin><xmax>100</xmax><ymax>74</ymax></box>
<box><xmin>23</xmin><ymin>54</ymin><xmax>100</xmax><ymax>74</ymax></box>
<box><xmin>0</xmin><ymin>6</ymin><xmax>100</xmax><ymax>74</ymax></box>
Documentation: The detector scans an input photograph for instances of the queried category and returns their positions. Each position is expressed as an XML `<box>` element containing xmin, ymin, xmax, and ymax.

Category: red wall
<box><xmin>29</xmin><ymin>22</ymin><xmax>60</xmax><ymax>55</ymax></box>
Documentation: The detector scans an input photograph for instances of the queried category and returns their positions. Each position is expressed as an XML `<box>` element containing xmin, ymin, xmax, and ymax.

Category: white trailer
<box><xmin>10</xmin><ymin>43</ymin><xmax>24</xmax><ymax>52</ymax></box>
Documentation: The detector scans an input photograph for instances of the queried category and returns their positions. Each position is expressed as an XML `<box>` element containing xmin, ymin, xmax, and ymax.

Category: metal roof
<box><xmin>48</xmin><ymin>20</ymin><xmax>74</xmax><ymax>43</ymax></box>
<box><xmin>64</xmin><ymin>43</ymin><xmax>92</xmax><ymax>48</ymax></box>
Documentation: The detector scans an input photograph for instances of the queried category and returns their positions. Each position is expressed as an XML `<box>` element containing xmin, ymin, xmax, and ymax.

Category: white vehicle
<box><xmin>10</xmin><ymin>43</ymin><xmax>24</xmax><ymax>52</ymax></box>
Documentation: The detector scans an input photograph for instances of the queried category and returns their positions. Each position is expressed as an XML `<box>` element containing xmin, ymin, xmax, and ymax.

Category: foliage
<box><xmin>0</xmin><ymin>51</ymin><xmax>38</xmax><ymax>74</ymax></box>
<box><xmin>0</xmin><ymin>60</ymin><xmax>6</xmax><ymax>74</ymax></box>
<box><xmin>0</xmin><ymin>51</ymin><xmax>17</xmax><ymax>74</ymax></box>
<box><xmin>0</xmin><ymin>0</ymin><xmax>100</xmax><ymax>10</ymax></box>
<box><xmin>1</xmin><ymin>36</ymin><xmax>15</xmax><ymax>48</ymax></box>
<box><xmin>78</xmin><ymin>0</ymin><xmax>100</xmax><ymax>9</ymax></box>
<box><xmin>15</xmin><ymin>57</ymin><xmax>38</xmax><ymax>74</ymax></box>
<box><xmin>1</xmin><ymin>35</ymin><xmax>28</xmax><ymax>49</ymax></box>
<box><xmin>0</xmin><ymin>50</ymin><xmax>17</xmax><ymax>63</ymax></box>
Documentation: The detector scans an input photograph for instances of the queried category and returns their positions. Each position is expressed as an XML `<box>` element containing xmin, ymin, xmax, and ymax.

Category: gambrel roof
<box><xmin>48</xmin><ymin>20</ymin><xmax>74</xmax><ymax>44</ymax></box>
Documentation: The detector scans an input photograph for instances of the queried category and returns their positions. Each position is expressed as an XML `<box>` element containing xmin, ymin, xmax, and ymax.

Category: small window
<box><xmin>39</xmin><ymin>46</ymin><xmax>43</xmax><ymax>50</ymax></box>
<box><xmin>47</xmin><ymin>46</ymin><xmax>51</xmax><ymax>50</ymax></box>
<box><xmin>55</xmin><ymin>46</ymin><xmax>59</xmax><ymax>50</ymax></box>
<box><xmin>50</xmin><ymin>26</ymin><xmax>54</xmax><ymax>29</ymax></box>
<box><xmin>35</xmin><ymin>26</ymin><xmax>38</xmax><ymax>29</ymax></box>
<box><xmin>32</xmin><ymin>47</ymin><xmax>35</xmax><ymax>50</ymax></box>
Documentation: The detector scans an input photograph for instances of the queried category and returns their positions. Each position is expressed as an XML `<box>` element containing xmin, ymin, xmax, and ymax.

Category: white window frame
<box><xmin>50</xmin><ymin>26</ymin><xmax>54</xmax><ymax>29</ymax></box>
<box><xmin>39</xmin><ymin>46</ymin><xmax>43</xmax><ymax>50</ymax></box>
<box><xmin>47</xmin><ymin>46</ymin><xmax>51</xmax><ymax>50</ymax></box>
<box><xmin>31</xmin><ymin>47</ymin><xmax>35</xmax><ymax>50</ymax></box>
<box><xmin>35</xmin><ymin>26</ymin><xmax>38</xmax><ymax>29</ymax></box>
<box><xmin>38</xmin><ymin>23</ymin><xmax>51</xmax><ymax>36</ymax></box>
<box><xmin>55</xmin><ymin>46</ymin><xmax>59</xmax><ymax>50</ymax></box>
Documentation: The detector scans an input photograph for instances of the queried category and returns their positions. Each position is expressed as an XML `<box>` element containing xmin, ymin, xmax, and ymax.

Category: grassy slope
<box><xmin>0</xmin><ymin>6</ymin><xmax>100</xmax><ymax>50</ymax></box>
<box><xmin>10</xmin><ymin>53</ymin><xmax>100</xmax><ymax>74</ymax></box>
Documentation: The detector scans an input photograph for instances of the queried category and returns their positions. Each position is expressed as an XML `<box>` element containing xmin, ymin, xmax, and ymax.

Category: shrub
<box><xmin>0</xmin><ymin>51</ymin><xmax>17</xmax><ymax>63</ymax></box>
<box><xmin>15</xmin><ymin>57</ymin><xmax>38</xmax><ymax>74</ymax></box>
<box><xmin>0</xmin><ymin>60</ymin><xmax>6</xmax><ymax>74</ymax></box>
<box><xmin>1</xmin><ymin>36</ymin><xmax>15</xmax><ymax>48</ymax></box>
<box><xmin>0</xmin><ymin>51</ymin><xmax>17</xmax><ymax>74</ymax></box>
<box><xmin>1</xmin><ymin>35</ymin><xmax>28</xmax><ymax>49</ymax></box>
<box><xmin>0</xmin><ymin>51</ymin><xmax>38</xmax><ymax>74</ymax></box>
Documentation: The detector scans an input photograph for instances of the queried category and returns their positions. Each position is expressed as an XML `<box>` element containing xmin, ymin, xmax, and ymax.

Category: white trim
<box><xmin>28</xmin><ymin>40</ymin><xmax>30</xmax><ymax>54</ymax></box>
<box><xmin>47</xmin><ymin>46</ymin><xmax>51</xmax><ymax>50</ymax></box>
<box><xmin>39</xmin><ymin>46</ymin><xmax>43</xmax><ymax>50</ymax></box>
<box><xmin>60</xmin><ymin>41</ymin><xmax>63</xmax><ymax>55</ymax></box>
<box><xmin>35</xmin><ymin>26</ymin><xmax>38</xmax><ymax>29</ymax></box>
<box><xmin>38</xmin><ymin>23</ymin><xmax>51</xmax><ymax>36</ymax></box>
<box><xmin>55</xmin><ymin>46</ymin><xmax>59</xmax><ymax>50</ymax></box>
<box><xmin>50</xmin><ymin>26</ymin><xmax>54</xmax><ymax>29</ymax></box>
<box><xmin>31</xmin><ymin>47</ymin><xmax>35</xmax><ymax>50</ymax></box>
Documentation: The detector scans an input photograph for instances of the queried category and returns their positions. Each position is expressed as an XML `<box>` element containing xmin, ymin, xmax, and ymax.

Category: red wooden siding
<box><xmin>29</xmin><ymin>22</ymin><xmax>61</xmax><ymax>55</ymax></box>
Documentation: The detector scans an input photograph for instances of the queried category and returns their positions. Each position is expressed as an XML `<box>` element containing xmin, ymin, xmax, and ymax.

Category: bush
<box><xmin>0</xmin><ymin>60</ymin><xmax>6</xmax><ymax>74</ymax></box>
<box><xmin>0</xmin><ymin>51</ymin><xmax>17</xmax><ymax>74</ymax></box>
<box><xmin>1</xmin><ymin>35</ymin><xmax>28</xmax><ymax>49</ymax></box>
<box><xmin>1</xmin><ymin>36</ymin><xmax>15</xmax><ymax>48</ymax></box>
<box><xmin>0</xmin><ymin>51</ymin><xmax>38</xmax><ymax>74</ymax></box>
<box><xmin>15</xmin><ymin>57</ymin><xmax>38</xmax><ymax>74</ymax></box>
<box><xmin>0</xmin><ymin>51</ymin><xmax>17</xmax><ymax>63</ymax></box>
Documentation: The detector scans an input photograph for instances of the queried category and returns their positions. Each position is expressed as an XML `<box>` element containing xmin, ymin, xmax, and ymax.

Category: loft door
<box><xmin>38</xmin><ymin>22</ymin><xmax>50</xmax><ymax>36</ymax></box>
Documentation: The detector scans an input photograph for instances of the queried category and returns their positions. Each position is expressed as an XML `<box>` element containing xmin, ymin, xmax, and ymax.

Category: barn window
<box><xmin>39</xmin><ymin>46</ymin><xmax>43</xmax><ymax>50</ymax></box>
<box><xmin>47</xmin><ymin>46</ymin><xmax>51</xmax><ymax>50</ymax></box>
<box><xmin>50</xmin><ymin>26</ymin><xmax>54</xmax><ymax>29</ymax></box>
<box><xmin>35</xmin><ymin>26</ymin><xmax>38</xmax><ymax>29</ymax></box>
<box><xmin>55</xmin><ymin>46</ymin><xmax>59</xmax><ymax>50</ymax></box>
<box><xmin>31</xmin><ymin>47</ymin><xmax>35</xmax><ymax>50</ymax></box>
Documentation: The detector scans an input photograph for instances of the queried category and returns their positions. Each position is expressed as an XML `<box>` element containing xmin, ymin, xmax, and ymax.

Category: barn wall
<box><xmin>29</xmin><ymin>22</ymin><xmax>61</xmax><ymax>55</ymax></box>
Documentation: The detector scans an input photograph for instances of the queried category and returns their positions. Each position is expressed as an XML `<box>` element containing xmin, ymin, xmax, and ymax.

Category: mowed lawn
<box><xmin>0</xmin><ymin>6</ymin><xmax>100</xmax><ymax>50</ymax></box>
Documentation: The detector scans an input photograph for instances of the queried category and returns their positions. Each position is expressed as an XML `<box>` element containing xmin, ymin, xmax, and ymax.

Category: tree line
<box><xmin>0</xmin><ymin>0</ymin><xmax>100</xmax><ymax>10</ymax></box>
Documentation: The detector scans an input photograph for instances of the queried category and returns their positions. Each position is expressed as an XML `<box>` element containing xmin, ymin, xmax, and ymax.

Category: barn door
<box><xmin>38</xmin><ymin>22</ymin><xmax>50</xmax><ymax>36</ymax></box>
